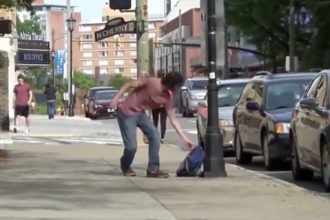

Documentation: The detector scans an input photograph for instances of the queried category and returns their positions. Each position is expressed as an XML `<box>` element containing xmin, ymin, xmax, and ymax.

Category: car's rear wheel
<box><xmin>262</xmin><ymin>134</ymin><xmax>277</xmax><ymax>170</ymax></box>
<box><xmin>291</xmin><ymin>137</ymin><xmax>313</xmax><ymax>180</ymax></box>
<box><xmin>234</xmin><ymin>130</ymin><xmax>252</xmax><ymax>164</ymax></box>
<box><xmin>321</xmin><ymin>142</ymin><xmax>330</xmax><ymax>192</ymax></box>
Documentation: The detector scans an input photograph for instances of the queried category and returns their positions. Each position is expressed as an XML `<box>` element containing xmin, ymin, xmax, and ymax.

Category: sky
<box><xmin>45</xmin><ymin>0</ymin><xmax>174</xmax><ymax>22</ymax></box>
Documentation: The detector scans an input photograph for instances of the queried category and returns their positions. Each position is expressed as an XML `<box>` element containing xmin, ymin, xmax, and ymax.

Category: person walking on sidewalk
<box><xmin>44</xmin><ymin>80</ymin><xmax>57</xmax><ymax>119</ymax></box>
<box><xmin>152</xmin><ymin>107</ymin><xmax>167</xmax><ymax>143</ymax></box>
<box><xmin>111</xmin><ymin>72</ymin><xmax>194</xmax><ymax>178</ymax></box>
<box><xmin>13</xmin><ymin>74</ymin><xmax>33</xmax><ymax>133</ymax></box>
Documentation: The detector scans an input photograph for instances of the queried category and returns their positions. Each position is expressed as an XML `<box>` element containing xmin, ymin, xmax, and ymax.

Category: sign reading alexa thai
<box><xmin>95</xmin><ymin>17</ymin><xmax>136</xmax><ymax>41</ymax></box>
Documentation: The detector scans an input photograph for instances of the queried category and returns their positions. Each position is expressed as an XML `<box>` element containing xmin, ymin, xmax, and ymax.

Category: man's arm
<box><xmin>166</xmin><ymin>109</ymin><xmax>193</xmax><ymax>148</ymax></box>
<box><xmin>28</xmin><ymin>90</ymin><xmax>33</xmax><ymax>105</ymax></box>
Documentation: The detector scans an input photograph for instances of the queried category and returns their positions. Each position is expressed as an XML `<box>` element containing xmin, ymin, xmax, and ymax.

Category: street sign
<box><xmin>16</xmin><ymin>39</ymin><xmax>50</xmax><ymax>67</ymax></box>
<box><xmin>94</xmin><ymin>17</ymin><xmax>136</xmax><ymax>42</ymax></box>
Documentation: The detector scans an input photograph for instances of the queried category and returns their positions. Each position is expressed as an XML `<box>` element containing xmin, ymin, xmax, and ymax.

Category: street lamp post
<box><xmin>203</xmin><ymin>0</ymin><xmax>227</xmax><ymax>177</ymax></box>
<box><xmin>51</xmin><ymin>49</ymin><xmax>56</xmax><ymax>87</ymax></box>
<box><xmin>66</xmin><ymin>17</ymin><xmax>76</xmax><ymax>117</ymax></box>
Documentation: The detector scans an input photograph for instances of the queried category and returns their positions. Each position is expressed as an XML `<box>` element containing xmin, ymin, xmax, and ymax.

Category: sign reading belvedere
<box><xmin>95</xmin><ymin>17</ymin><xmax>137</xmax><ymax>42</ymax></box>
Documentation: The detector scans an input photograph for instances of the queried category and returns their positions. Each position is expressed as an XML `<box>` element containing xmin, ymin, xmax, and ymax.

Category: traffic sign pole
<box><xmin>136</xmin><ymin>0</ymin><xmax>149</xmax><ymax>79</ymax></box>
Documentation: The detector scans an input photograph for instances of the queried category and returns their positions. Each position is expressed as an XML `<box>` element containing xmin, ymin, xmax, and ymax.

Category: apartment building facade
<box><xmin>75</xmin><ymin>7</ymin><xmax>164</xmax><ymax>79</ymax></box>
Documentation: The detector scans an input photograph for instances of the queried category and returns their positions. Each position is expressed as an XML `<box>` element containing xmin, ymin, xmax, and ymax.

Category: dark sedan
<box><xmin>88</xmin><ymin>90</ymin><xmax>118</xmax><ymax>119</ymax></box>
<box><xmin>290</xmin><ymin>70</ymin><xmax>330</xmax><ymax>192</ymax></box>
<box><xmin>233</xmin><ymin>72</ymin><xmax>316</xmax><ymax>170</ymax></box>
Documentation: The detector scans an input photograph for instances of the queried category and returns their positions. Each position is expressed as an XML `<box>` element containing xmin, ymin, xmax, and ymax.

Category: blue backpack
<box><xmin>176</xmin><ymin>146</ymin><xmax>206</xmax><ymax>177</ymax></box>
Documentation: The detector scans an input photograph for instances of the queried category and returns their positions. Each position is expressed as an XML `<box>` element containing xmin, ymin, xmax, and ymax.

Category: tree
<box><xmin>110</xmin><ymin>74</ymin><xmax>133</xmax><ymax>89</ymax></box>
<box><xmin>16</xmin><ymin>16</ymin><xmax>41</xmax><ymax>34</ymax></box>
<box><xmin>226</xmin><ymin>0</ymin><xmax>315</xmax><ymax>71</ymax></box>
<box><xmin>0</xmin><ymin>0</ymin><xmax>34</xmax><ymax>11</ymax></box>
<box><xmin>73</xmin><ymin>71</ymin><xmax>96</xmax><ymax>90</ymax></box>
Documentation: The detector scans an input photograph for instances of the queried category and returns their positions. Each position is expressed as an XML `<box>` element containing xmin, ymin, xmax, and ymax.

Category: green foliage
<box><xmin>0</xmin><ymin>0</ymin><xmax>34</xmax><ymax>11</ymax></box>
<box><xmin>73</xmin><ymin>71</ymin><xmax>96</xmax><ymax>90</ymax></box>
<box><xmin>34</xmin><ymin>103</ymin><xmax>47</xmax><ymax>114</ymax></box>
<box><xmin>110</xmin><ymin>74</ymin><xmax>134</xmax><ymax>89</ymax></box>
<box><xmin>16</xmin><ymin>16</ymin><xmax>41</xmax><ymax>34</ymax></box>
<box><xmin>24</xmin><ymin>67</ymin><xmax>49</xmax><ymax>90</ymax></box>
<box><xmin>226</xmin><ymin>0</ymin><xmax>330</xmax><ymax>70</ymax></box>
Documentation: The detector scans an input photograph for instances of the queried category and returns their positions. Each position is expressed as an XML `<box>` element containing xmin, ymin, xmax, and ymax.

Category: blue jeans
<box><xmin>117</xmin><ymin>108</ymin><xmax>160</xmax><ymax>172</ymax></box>
<box><xmin>47</xmin><ymin>100</ymin><xmax>56</xmax><ymax>117</ymax></box>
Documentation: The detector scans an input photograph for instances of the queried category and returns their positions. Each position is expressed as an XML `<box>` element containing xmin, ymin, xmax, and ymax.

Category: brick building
<box><xmin>75</xmin><ymin>6</ymin><xmax>164</xmax><ymax>79</ymax></box>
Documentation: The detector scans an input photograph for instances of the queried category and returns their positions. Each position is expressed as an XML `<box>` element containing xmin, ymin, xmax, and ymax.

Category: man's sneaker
<box><xmin>13</xmin><ymin>128</ymin><xmax>17</xmax><ymax>133</ymax></box>
<box><xmin>161</xmin><ymin>139</ymin><xmax>165</xmax><ymax>144</ymax></box>
<box><xmin>122</xmin><ymin>168</ymin><xmax>136</xmax><ymax>177</ymax></box>
<box><xmin>146</xmin><ymin>169</ymin><xmax>169</xmax><ymax>178</ymax></box>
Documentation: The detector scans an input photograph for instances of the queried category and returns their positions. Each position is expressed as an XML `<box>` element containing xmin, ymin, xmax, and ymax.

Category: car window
<box><xmin>266</xmin><ymin>80</ymin><xmax>311</xmax><ymax>110</ymax></box>
<box><xmin>306</xmin><ymin>76</ymin><xmax>321</xmax><ymax>97</ymax></box>
<box><xmin>238</xmin><ymin>83</ymin><xmax>253</xmax><ymax>105</ymax></box>
<box><xmin>218</xmin><ymin>83</ymin><xmax>246</xmax><ymax>107</ymax></box>
<box><xmin>314</xmin><ymin>75</ymin><xmax>328</xmax><ymax>107</ymax></box>
<box><xmin>95</xmin><ymin>91</ymin><xmax>117</xmax><ymax>100</ymax></box>
<box><xmin>191</xmin><ymin>80</ymin><xmax>208</xmax><ymax>90</ymax></box>
<box><xmin>252</xmin><ymin>83</ymin><xmax>264</xmax><ymax>105</ymax></box>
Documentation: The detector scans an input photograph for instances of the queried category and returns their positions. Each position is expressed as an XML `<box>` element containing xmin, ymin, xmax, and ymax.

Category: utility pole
<box><xmin>66</xmin><ymin>0</ymin><xmax>71</xmax><ymax>115</ymax></box>
<box><xmin>136</xmin><ymin>0</ymin><xmax>149</xmax><ymax>79</ymax></box>
<box><xmin>203</xmin><ymin>0</ymin><xmax>227</xmax><ymax>177</ymax></box>
<box><xmin>289</xmin><ymin>0</ymin><xmax>295</xmax><ymax>72</ymax></box>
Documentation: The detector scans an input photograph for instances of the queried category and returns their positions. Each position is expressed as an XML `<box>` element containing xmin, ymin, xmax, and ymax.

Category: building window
<box><xmin>130</xmin><ymin>68</ymin><xmax>137</xmax><ymax>74</ymax></box>
<box><xmin>99</xmin><ymin>51</ymin><xmax>108</xmax><ymax>57</ymax></box>
<box><xmin>99</xmin><ymin>42</ymin><xmax>108</xmax><ymax>48</ymax></box>
<box><xmin>83</xmin><ymin>60</ymin><xmax>93</xmax><ymax>66</ymax></box>
<box><xmin>79</xmin><ymin>26</ymin><xmax>92</xmax><ymax>32</ymax></box>
<box><xmin>83</xmin><ymin>69</ymin><xmax>93</xmax><ymax>74</ymax></box>
<box><xmin>129</xmin><ymin>43</ymin><xmax>136</xmax><ymax>48</ymax></box>
<box><xmin>115</xmin><ymin>60</ymin><xmax>124</xmax><ymax>65</ymax></box>
<box><xmin>82</xmin><ymin>34</ymin><xmax>93</xmax><ymax>40</ymax></box>
<box><xmin>99</xmin><ymin>60</ymin><xmax>109</xmax><ymax>66</ymax></box>
<box><xmin>115</xmin><ymin>50</ymin><xmax>124</xmax><ymax>56</ymax></box>
<box><xmin>114</xmin><ymin>42</ymin><xmax>123</xmax><ymax>49</ymax></box>
<box><xmin>83</xmin><ymin>52</ymin><xmax>93</xmax><ymax>58</ymax></box>
<box><xmin>82</xmin><ymin>43</ymin><xmax>92</xmax><ymax>49</ymax></box>
<box><xmin>115</xmin><ymin>68</ymin><xmax>124</xmax><ymax>73</ymax></box>
<box><xmin>129</xmin><ymin>51</ymin><xmax>136</xmax><ymax>56</ymax></box>
<box><xmin>130</xmin><ymin>34</ymin><xmax>136</xmax><ymax>38</ymax></box>
<box><xmin>100</xmin><ymin>68</ymin><xmax>108</xmax><ymax>74</ymax></box>
<box><xmin>130</xmin><ymin>59</ymin><xmax>136</xmax><ymax>65</ymax></box>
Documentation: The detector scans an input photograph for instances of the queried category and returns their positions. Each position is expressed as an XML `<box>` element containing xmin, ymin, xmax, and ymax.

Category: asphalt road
<box><xmin>98</xmin><ymin>113</ymin><xmax>326</xmax><ymax>195</ymax></box>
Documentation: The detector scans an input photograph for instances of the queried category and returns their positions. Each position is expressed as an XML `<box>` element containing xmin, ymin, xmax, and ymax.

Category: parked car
<box><xmin>84</xmin><ymin>86</ymin><xmax>116</xmax><ymax>118</ymax></box>
<box><xmin>196</xmin><ymin>78</ymin><xmax>249</xmax><ymax>150</ymax></box>
<box><xmin>87</xmin><ymin>90</ymin><xmax>119</xmax><ymax>119</ymax></box>
<box><xmin>179</xmin><ymin>77</ymin><xmax>209</xmax><ymax>117</ymax></box>
<box><xmin>233</xmin><ymin>72</ymin><xmax>316</xmax><ymax>170</ymax></box>
<box><xmin>290</xmin><ymin>70</ymin><xmax>330</xmax><ymax>192</ymax></box>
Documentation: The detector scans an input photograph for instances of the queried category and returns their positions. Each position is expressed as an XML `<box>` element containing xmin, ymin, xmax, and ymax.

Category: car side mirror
<box><xmin>300</xmin><ymin>97</ymin><xmax>319</xmax><ymax>109</ymax></box>
<box><xmin>246</xmin><ymin>101</ymin><xmax>259</xmax><ymax>111</ymax></box>
<box><xmin>181</xmin><ymin>86</ymin><xmax>188</xmax><ymax>91</ymax></box>
<box><xmin>198</xmin><ymin>100</ymin><xmax>207</xmax><ymax>107</ymax></box>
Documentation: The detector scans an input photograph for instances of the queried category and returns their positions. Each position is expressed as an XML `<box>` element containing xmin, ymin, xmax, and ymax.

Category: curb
<box><xmin>227</xmin><ymin>163</ymin><xmax>309</xmax><ymax>193</ymax></box>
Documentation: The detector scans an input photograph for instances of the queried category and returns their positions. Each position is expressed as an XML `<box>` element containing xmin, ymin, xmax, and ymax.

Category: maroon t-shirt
<box><xmin>120</xmin><ymin>78</ymin><xmax>173</xmax><ymax>115</ymax></box>
<box><xmin>13</xmin><ymin>83</ymin><xmax>31</xmax><ymax>106</ymax></box>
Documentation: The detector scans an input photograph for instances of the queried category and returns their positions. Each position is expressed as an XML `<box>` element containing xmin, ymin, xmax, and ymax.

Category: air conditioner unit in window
<box><xmin>0</xmin><ymin>19</ymin><xmax>12</xmax><ymax>36</ymax></box>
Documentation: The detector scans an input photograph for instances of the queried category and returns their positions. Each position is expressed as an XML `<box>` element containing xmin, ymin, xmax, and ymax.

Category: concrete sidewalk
<box><xmin>0</xmin><ymin>143</ymin><xmax>329</xmax><ymax>220</ymax></box>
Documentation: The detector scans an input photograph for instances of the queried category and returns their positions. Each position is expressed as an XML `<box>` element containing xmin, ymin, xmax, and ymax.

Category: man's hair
<box><xmin>17</xmin><ymin>74</ymin><xmax>26</xmax><ymax>81</ymax></box>
<box><xmin>161</xmin><ymin>72</ymin><xmax>184</xmax><ymax>90</ymax></box>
